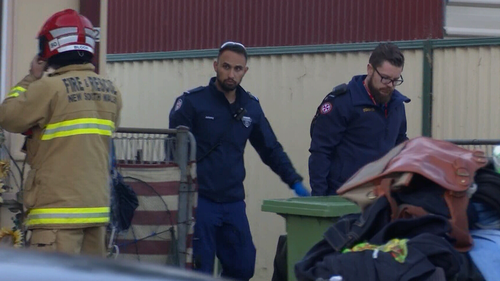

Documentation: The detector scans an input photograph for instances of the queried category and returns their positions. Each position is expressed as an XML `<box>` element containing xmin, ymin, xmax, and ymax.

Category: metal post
<box><xmin>422</xmin><ymin>40</ymin><xmax>433</xmax><ymax>137</ymax></box>
<box><xmin>175</xmin><ymin>126</ymin><xmax>190</xmax><ymax>268</ymax></box>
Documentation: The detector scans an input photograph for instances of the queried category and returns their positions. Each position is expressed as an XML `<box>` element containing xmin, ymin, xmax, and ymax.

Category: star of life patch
<box><xmin>174</xmin><ymin>98</ymin><xmax>183</xmax><ymax>111</ymax></box>
<box><xmin>320</xmin><ymin>102</ymin><xmax>332</xmax><ymax>114</ymax></box>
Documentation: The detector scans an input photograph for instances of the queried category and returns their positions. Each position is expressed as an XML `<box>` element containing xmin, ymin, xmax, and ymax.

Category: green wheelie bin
<box><xmin>262</xmin><ymin>196</ymin><xmax>360</xmax><ymax>281</ymax></box>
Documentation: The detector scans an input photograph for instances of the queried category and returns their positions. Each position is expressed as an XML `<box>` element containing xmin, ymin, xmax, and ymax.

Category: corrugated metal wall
<box><xmin>432</xmin><ymin>46</ymin><xmax>500</xmax><ymax>139</ymax></box>
<box><xmin>107</xmin><ymin>0</ymin><xmax>443</xmax><ymax>54</ymax></box>
<box><xmin>106</xmin><ymin>50</ymin><xmax>423</xmax><ymax>280</ymax></box>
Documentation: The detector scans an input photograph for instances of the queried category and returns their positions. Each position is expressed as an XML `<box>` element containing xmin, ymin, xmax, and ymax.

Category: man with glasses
<box><xmin>309</xmin><ymin>42</ymin><xmax>410</xmax><ymax>196</ymax></box>
<box><xmin>169</xmin><ymin>41</ymin><xmax>309</xmax><ymax>281</ymax></box>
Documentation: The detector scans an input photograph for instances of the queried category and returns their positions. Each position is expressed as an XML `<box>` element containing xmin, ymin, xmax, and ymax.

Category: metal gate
<box><xmin>111</xmin><ymin>126</ymin><xmax>197</xmax><ymax>268</ymax></box>
<box><xmin>445</xmin><ymin>139</ymin><xmax>500</xmax><ymax>157</ymax></box>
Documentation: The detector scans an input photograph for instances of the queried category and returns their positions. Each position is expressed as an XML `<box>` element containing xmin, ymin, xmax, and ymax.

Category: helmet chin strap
<box><xmin>77</xmin><ymin>51</ymin><xmax>85</xmax><ymax>57</ymax></box>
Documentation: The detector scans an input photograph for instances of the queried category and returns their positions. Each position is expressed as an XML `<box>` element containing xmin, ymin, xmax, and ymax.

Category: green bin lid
<box><xmin>261</xmin><ymin>196</ymin><xmax>360</xmax><ymax>217</ymax></box>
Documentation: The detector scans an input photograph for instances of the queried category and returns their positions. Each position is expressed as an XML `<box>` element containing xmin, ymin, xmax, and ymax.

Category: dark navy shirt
<box><xmin>170</xmin><ymin>77</ymin><xmax>302</xmax><ymax>202</ymax></box>
<box><xmin>309</xmin><ymin>75</ymin><xmax>410</xmax><ymax>196</ymax></box>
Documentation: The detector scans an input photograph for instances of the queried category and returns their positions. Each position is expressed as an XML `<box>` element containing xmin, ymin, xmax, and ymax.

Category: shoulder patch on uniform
<box><xmin>184</xmin><ymin>86</ymin><xmax>204</xmax><ymax>95</ymax></box>
<box><xmin>247</xmin><ymin>92</ymin><xmax>259</xmax><ymax>102</ymax></box>
<box><xmin>310</xmin><ymin>83</ymin><xmax>348</xmax><ymax>137</ymax></box>
<box><xmin>174</xmin><ymin>98</ymin><xmax>183</xmax><ymax>111</ymax></box>
<box><xmin>320</xmin><ymin>102</ymin><xmax>333</xmax><ymax>114</ymax></box>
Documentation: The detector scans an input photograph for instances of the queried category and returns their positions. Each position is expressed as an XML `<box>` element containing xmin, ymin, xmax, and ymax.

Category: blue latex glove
<box><xmin>292</xmin><ymin>182</ymin><xmax>311</xmax><ymax>197</ymax></box>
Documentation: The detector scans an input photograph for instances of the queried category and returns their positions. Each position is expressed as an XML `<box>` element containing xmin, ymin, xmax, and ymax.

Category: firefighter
<box><xmin>0</xmin><ymin>9</ymin><xmax>122</xmax><ymax>256</ymax></box>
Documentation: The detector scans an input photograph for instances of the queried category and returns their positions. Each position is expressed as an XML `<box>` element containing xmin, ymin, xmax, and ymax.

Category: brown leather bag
<box><xmin>336</xmin><ymin>136</ymin><xmax>488</xmax><ymax>251</ymax></box>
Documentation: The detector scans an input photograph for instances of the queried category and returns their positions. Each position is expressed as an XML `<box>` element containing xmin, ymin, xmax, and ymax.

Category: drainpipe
<box><xmin>79</xmin><ymin>0</ymin><xmax>102</xmax><ymax>74</ymax></box>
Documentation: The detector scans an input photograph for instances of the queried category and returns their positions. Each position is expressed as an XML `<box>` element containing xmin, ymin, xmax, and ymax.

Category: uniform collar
<box><xmin>349</xmin><ymin>75</ymin><xmax>410</xmax><ymax>107</ymax></box>
<box><xmin>208</xmin><ymin>77</ymin><xmax>250</xmax><ymax>105</ymax></box>
<box><xmin>48</xmin><ymin>63</ymin><xmax>95</xmax><ymax>76</ymax></box>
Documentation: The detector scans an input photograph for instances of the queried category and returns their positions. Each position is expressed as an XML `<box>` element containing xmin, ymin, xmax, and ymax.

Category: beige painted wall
<box><xmin>11</xmin><ymin>0</ymin><xmax>80</xmax><ymax>87</ymax></box>
<box><xmin>107</xmin><ymin>49</ymin><xmax>423</xmax><ymax>280</ymax></box>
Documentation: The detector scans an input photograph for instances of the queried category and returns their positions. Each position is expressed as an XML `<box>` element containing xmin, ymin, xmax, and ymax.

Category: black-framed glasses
<box><xmin>374</xmin><ymin>67</ymin><xmax>404</xmax><ymax>86</ymax></box>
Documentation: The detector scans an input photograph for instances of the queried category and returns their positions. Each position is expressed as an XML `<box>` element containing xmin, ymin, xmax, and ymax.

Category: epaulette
<box><xmin>184</xmin><ymin>86</ymin><xmax>204</xmax><ymax>95</ymax></box>
<box><xmin>247</xmin><ymin>92</ymin><xmax>259</xmax><ymax>102</ymax></box>
<box><xmin>323</xmin><ymin>83</ymin><xmax>348</xmax><ymax>101</ymax></box>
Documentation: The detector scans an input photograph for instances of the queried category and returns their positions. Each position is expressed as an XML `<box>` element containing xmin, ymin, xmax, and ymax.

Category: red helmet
<box><xmin>37</xmin><ymin>9</ymin><xmax>96</xmax><ymax>60</ymax></box>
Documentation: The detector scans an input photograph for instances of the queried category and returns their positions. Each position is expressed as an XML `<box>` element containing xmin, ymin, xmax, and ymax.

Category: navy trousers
<box><xmin>193</xmin><ymin>196</ymin><xmax>256</xmax><ymax>281</ymax></box>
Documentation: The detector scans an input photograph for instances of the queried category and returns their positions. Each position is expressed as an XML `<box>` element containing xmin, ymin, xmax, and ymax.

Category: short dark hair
<box><xmin>369</xmin><ymin>42</ymin><xmax>404</xmax><ymax>69</ymax></box>
<box><xmin>218</xmin><ymin>41</ymin><xmax>248</xmax><ymax>60</ymax></box>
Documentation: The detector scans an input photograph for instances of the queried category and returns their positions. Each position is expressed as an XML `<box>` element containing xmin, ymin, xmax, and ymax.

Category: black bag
<box><xmin>110</xmin><ymin>140</ymin><xmax>139</xmax><ymax>232</ymax></box>
<box><xmin>272</xmin><ymin>235</ymin><xmax>288</xmax><ymax>281</ymax></box>
<box><xmin>110</xmin><ymin>172</ymin><xmax>139</xmax><ymax>231</ymax></box>
<box><xmin>473</xmin><ymin>160</ymin><xmax>500</xmax><ymax>215</ymax></box>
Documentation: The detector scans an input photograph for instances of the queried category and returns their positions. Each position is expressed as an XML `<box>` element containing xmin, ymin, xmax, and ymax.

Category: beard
<box><xmin>216</xmin><ymin>74</ymin><xmax>239</xmax><ymax>92</ymax></box>
<box><xmin>367</xmin><ymin>76</ymin><xmax>393</xmax><ymax>104</ymax></box>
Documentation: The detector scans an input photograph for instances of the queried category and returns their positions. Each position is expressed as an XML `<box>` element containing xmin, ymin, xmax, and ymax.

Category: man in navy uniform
<box><xmin>309</xmin><ymin>42</ymin><xmax>411</xmax><ymax>196</ymax></box>
<box><xmin>169</xmin><ymin>41</ymin><xmax>310</xmax><ymax>281</ymax></box>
